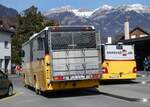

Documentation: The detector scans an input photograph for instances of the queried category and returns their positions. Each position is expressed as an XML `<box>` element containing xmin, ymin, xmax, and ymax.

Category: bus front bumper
<box><xmin>101</xmin><ymin>73</ymin><xmax>137</xmax><ymax>80</ymax></box>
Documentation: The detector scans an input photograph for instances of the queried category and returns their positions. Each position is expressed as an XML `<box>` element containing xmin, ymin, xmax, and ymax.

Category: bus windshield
<box><xmin>51</xmin><ymin>31</ymin><xmax>96</xmax><ymax>50</ymax></box>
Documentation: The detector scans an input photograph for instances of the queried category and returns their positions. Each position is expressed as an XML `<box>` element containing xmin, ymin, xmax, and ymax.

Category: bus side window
<box><xmin>22</xmin><ymin>44</ymin><xmax>30</xmax><ymax>63</ymax></box>
<box><xmin>101</xmin><ymin>45</ymin><xmax>105</xmax><ymax>62</ymax></box>
<box><xmin>37</xmin><ymin>37</ymin><xmax>44</xmax><ymax>50</ymax></box>
<box><xmin>30</xmin><ymin>41</ymin><xmax>33</xmax><ymax>62</ymax></box>
<box><xmin>36</xmin><ymin>35</ymin><xmax>45</xmax><ymax>60</ymax></box>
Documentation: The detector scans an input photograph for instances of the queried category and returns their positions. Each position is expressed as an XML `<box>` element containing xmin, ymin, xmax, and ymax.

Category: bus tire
<box><xmin>35</xmin><ymin>78</ymin><xmax>41</xmax><ymax>95</ymax></box>
<box><xmin>35</xmin><ymin>88</ymin><xmax>41</xmax><ymax>95</ymax></box>
<box><xmin>24</xmin><ymin>84</ymin><xmax>28</xmax><ymax>88</ymax></box>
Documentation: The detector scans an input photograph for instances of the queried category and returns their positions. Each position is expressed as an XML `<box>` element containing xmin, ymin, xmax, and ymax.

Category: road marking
<box><xmin>0</xmin><ymin>91</ymin><xmax>20</xmax><ymax>102</ymax></box>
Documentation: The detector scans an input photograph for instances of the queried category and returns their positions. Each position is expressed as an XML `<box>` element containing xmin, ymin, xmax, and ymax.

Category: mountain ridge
<box><xmin>0</xmin><ymin>3</ymin><xmax>149</xmax><ymax>41</ymax></box>
<box><xmin>0</xmin><ymin>4</ymin><xmax>18</xmax><ymax>30</ymax></box>
<box><xmin>44</xmin><ymin>4</ymin><xmax>150</xmax><ymax>18</ymax></box>
<box><xmin>44</xmin><ymin>4</ymin><xmax>150</xmax><ymax>40</ymax></box>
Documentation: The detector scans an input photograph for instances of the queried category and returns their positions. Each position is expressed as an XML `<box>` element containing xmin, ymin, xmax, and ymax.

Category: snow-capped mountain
<box><xmin>44</xmin><ymin>6</ymin><xmax>73</xmax><ymax>15</ymax></box>
<box><xmin>123</xmin><ymin>4</ymin><xmax>145</xmax><ymax>12</ymax></box>
<box><xmin>72</xmin><ymin>8</ymin><xmax>93</xmax><ymax>18</ymax></box>
<box><xmin>44</xmin><ymin>6</ymin><xmax>93</xmax><ymax>18</ymax></box>
<box><xmin>45</xmin><ymin>4</ymin><xmax>150</xmax><ymax>18</ymax></box>
<box><xmin>44</xmin><ymin>4</ymin><xmax>150</xmax><ymax>42</ymax></box>
<box><xmin>117</xmin><ymin>4</ymin><xmax>150</xmax><ymax>13</ymax></box>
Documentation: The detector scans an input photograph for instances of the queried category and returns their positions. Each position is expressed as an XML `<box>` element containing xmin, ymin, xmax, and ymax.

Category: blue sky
<box><xmin>0</xmin><ymin>0</ymin><xmax>150</xmax><ymax>12</ymax></box>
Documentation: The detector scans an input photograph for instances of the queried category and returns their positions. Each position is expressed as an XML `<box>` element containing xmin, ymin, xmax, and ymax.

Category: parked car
<box><xmin>0</xmin><ymin>70</ymin><xmax>13</xmax><ymax>96</ymax></box>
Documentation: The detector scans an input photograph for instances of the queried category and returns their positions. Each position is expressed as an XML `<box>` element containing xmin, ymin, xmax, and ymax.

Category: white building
<box><xmin>0</xmin><ymin>27</ymin><xmax>14</xmax><ymax>74</ymax></box>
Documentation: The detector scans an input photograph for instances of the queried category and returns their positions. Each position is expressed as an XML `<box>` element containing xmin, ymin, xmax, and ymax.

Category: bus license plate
<box><xmin>70</xmin><ymin>75</ymin><xmax>85</xmax><ymax>80</ymax></box>
<box><xmin>110</xmin><ymin>75</ymin><xmax>119</xmax><ymax>79</ymax></box>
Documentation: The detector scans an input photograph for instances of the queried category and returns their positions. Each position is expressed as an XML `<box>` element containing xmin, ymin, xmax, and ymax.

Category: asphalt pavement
<box><xmin>0</xmin><ymin>72</ymin><xmax>150</xmax><ymax>107</ymax></box>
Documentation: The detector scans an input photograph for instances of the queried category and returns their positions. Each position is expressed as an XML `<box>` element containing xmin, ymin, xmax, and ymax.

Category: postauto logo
<box><xmin>107</xmin><ymin>49</ymin><xmax>133</xmax><ymax>56</ymax></box>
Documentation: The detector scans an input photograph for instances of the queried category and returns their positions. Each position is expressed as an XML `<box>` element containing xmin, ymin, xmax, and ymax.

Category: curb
<box><xmin>0</xmin><ymin>91</ymin><xmax>20</xmax><ymax>102</ymax></box>
<box><xmin>137</xmin><ymin>74</ymin><xmax>145</xmax><ymax>77</ymax></box>
<box><xmin>100</xmin><ymin>91</ymin><xmax>150</xmax><ymax>102</ymax></box>
<box><xmin>88</xmin><ymin>88</ymin><xmax>150</xmax><ymax>102</ymax></box>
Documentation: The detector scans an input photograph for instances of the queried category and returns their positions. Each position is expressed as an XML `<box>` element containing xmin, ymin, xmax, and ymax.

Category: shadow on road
<box><xmin>100</xmin><ymin>80</ymin><xmax>138</xmax><ymax>85</ymax></box>
<box><xmin>0</xmin><ymin>94</ymin><xmax>15</xmax><ymax>100</ymax></box>
<box><xmin>0</xmin><ymin>95</ymin><xmax>7</xmax><ymax>99</ymax></box>
<box><xmin>42</xmin><ymin>88</ymin><xmax>101</xmax><ymax>98</ymax></box>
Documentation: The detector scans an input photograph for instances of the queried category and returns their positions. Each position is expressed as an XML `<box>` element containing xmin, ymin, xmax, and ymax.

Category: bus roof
<box><xmin>48</xmin><ymin>26</ymin><xmax>95</xmax><ymax>32</ymax></box>
<box><xmin>22</xmin><ymin>26</ymin><xmax>95</xmax><ymax>46</ymax></box>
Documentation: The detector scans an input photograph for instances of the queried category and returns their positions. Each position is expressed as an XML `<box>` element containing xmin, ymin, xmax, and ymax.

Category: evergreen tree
<box><xmin>12</xmin><ymin>6</ymin><xmax>56</xmax><ymax>64</ymax></box>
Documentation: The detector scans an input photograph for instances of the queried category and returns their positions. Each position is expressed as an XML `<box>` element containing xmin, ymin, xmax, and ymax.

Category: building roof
<box><xmin>129</xmin><ymin>27</ymin><xmax>150</xmax><ymax>35</ymax></box>
<box><xmin>115</xmin><ymin>27</ymin><xmax>150</xmax><ymax>43</ymax></box>
<box><xmin>119</xmin><ymin>35</ymin><xmax>150</xmax><ymax>43</ymax></box>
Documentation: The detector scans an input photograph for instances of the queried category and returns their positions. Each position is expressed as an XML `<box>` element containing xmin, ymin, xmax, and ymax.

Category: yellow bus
<box><xmin>101</xmin><ymin>44</ymin><xmax>137</xmax><ymax>80</ymax></box>
<box><xmin>21</xmin><ymin>26</ymin><xmax>101</xmax><ymax>94</ymax></box>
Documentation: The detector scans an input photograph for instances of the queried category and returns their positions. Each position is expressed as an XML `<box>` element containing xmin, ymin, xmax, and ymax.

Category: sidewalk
<box><xmin>8</xmin><ymin>74</ymin><xmax>20</xmax><ymax>78</ymax></box>
<box><xmin>137</xmin><ymin>71</ymin><xmax>150</xmax><ymax>77</ymax></box>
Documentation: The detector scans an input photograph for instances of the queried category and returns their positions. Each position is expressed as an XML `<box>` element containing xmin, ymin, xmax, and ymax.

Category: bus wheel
<box><xmin>35</xmin><ymin>80</ymin><xmax>41</xmax><ymax>95</ymax></box>
<box><xmin>35</xmin><ymin>88</ymin><xmax>41</xmax><ymax>95</ymax></box>
<box><xmin>24</xmin><ymin>84</ymin><xmax>28</xmax><ymax>88</ymax></box>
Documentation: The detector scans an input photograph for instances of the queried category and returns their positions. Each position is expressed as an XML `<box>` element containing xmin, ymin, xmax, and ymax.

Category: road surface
<box><xmin>0</xmin><ymin>72</ymin><xmax>150</xmax><ymax>107</ymax></box>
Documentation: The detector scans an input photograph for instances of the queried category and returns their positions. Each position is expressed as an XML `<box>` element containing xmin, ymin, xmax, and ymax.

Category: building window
<box><xmin>4</xmin><ymin>41</ymin><xmax>9</xmax><ymax>49</ymax></box>
<box><xmin>131</xmin><ymin>35</ymin><xmax>136</xmax><ymax>39</ymax></box>
<box><xmin>0</xmin><ymin>59</ymin><xmax>3</xmax><ymax>68</ymax></box>
<box><xmin>140</xmin><ymin>35</ymin><xmax>147</xmax><ymax>37</ymax></box>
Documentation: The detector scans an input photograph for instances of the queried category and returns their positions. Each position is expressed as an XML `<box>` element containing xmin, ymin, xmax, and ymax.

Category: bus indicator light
<box><xmin>102</xmin><ymin>67</ymin><xmax>108</xmax><ymax>74</ymax></box>
<box><xmin>133</xmin><ymin>67</ymin><xmax>137</xmax><ymax>73</ymax></box>
<box><xmin>53</xmin><ymin>76</ymin><xmax>64</xmax><ymax>81</ymax></box>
